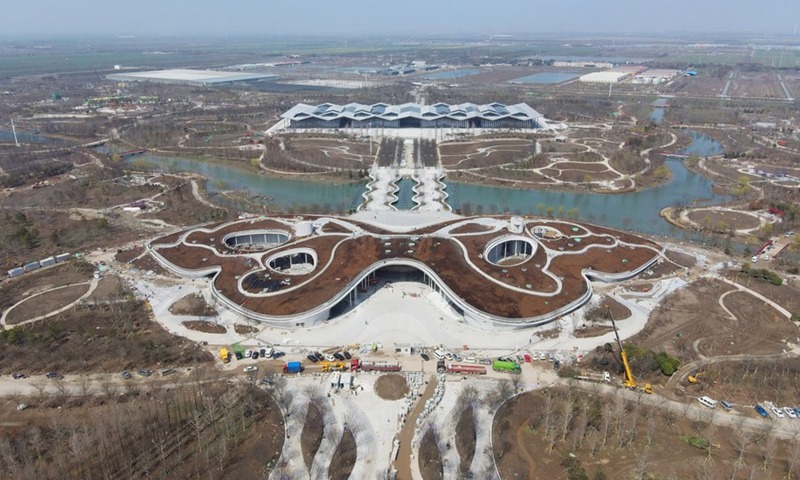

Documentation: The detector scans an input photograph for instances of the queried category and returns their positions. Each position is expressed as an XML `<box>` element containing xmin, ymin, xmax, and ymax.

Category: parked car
<box><xmin>538</xmin><ymin>352</ymin><xmax>546</xmax><ymax>360</ymax></box>
<box><xmin>259</xmin><ymin>348</ymin><xmax>267</xmax><ymax>358</ymax></box>
<box><xmin>771</xmin><ymin>406</ymin><xmax>785</xmax><ymax>418</ymax></box>
<box><xmin>420</xmin><ymin>352</ymin><xmax>430</xmax><ymax>361</ymax></box>
<box><xmin>751</xmin><ymin>256</ymin><xmax>758</xmax><ymax>263</ymax></box>
<box><xmin>547</xmin><ymin>353</ymin><xmax>555</xmax><ymax>362</ymax></box>
<box><xmin>138</xmin><ymin>369</ymin><xmax>153</xmax><ymax>377</ymax></box>
<box><xmin>478</xmin><ymin>358</ymin><xmax>492</xmax><ymax>365</ymax></box>
<box><xmin>45</xmin><ymin>372</ymin><xmax>63</xmax><ymax>379</ymax></box>
<box><xmin>252</xmin><ymin>351</ymin><xmax>259</xmax><ymax>360</ymax></box>
<box><xmin>343</xmin><ymin>351</ymin><xmax>352</xmax><ymax>360</ymax></box>
<box><xmin>272</xmin><ymin>351</ymin><xmax>286</xmax><ymax>359</ymax></box>
<box><xmin>553</xmin><ymin>360</ymin><xmax>560</xmax><ymax>370</ymax></box>
<box><xmin>333</xmin><ymin>352</ymin><xmax>345</xmax><ymax>361</ymax></box>
<box><xmin>524</xmin><ymin>354</ymin><xmax>532</xmax><ymax>363</ymax></box>
<box><xmin>464</xmin><ymin>356</ymin><xmax>476</xmax><ymax>364</ymax></box>
<box><xmin>260</xmin><ymin>377</ymin><xmax>272</xmax><ymax>385</ymax></box>
<box><xmin>314</xmin><ymin>352</ymin><xmax>324</xmax><ymax>361</ymax></box>
<box><xmin>245</xmin><ymin>350</ymin><xmax>253</xmax><ymax>358</ymax></box>
<box><xmin>121</xmin><ymin>371</ymin><xmax>132</xmax><ymax>380</ymax></box>
<box><xmin>12</xmin><ymin>373</ymin><xmax>28</xmax><ymax>379</ymax></box>
<box><xmin>307</xmin><ymin>354</ymin><xmax>319</xmax><ymax>363</ymax></box>
<box><xmin>243</xmin><ymin>366</ymin><xmax>258</xmax><ymax>373</ymax></box>
<box><xmin>234</xmin><ymin>351</ymin><xmax>243</xmax><ymax>360</ymax></box>
<box><xmin>784</xmin><ymin>407</ymin><xmax>798</xmax><ymax>419</ymax></box>
<box><xmin>755</xmin><ymin>405</ymin><xmax>769</xmax><ymax>418</ymax></box>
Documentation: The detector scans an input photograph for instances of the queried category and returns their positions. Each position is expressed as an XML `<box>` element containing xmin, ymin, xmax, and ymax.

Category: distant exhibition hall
<box><xmin>149</xmin><ymin>215</ymin><xmax>662</xmax><ymax>331</ymax></box>
<box><xmin>280</xmin><ymin>102</ymin><xmax>545</xmax><ymax>130</ymax></box>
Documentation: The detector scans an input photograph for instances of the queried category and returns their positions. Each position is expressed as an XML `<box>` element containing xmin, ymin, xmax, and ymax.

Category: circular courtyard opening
<box><xmin>484</xmin><ymin>236</ymin><xmax>537</xmax><ymax>267</ymax></box>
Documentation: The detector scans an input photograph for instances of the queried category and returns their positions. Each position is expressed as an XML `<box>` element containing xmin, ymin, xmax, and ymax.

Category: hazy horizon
<box><xmin>1</xmin><ymin>0</ymin><xmax>797</xmax><ymax>38</ymax></box>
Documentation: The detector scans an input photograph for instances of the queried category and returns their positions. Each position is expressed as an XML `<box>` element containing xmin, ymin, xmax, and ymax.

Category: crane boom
<box><xmin>608</xmin><ymin>304</ymin><xmax>636</xmax><ymax>388</ymax></box>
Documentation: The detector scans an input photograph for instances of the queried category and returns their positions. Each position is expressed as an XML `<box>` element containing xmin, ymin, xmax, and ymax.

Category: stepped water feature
<box><xmin>361</xmin><ymin>138</ymin><xmax>449</xmax><ymax>212</ymax></box>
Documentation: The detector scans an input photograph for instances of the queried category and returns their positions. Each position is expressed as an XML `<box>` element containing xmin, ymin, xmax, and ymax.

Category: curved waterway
<box><xmin>120</xmin><ymin>130</ymin><xmax>728</xmax><ymax>238</ymax></box>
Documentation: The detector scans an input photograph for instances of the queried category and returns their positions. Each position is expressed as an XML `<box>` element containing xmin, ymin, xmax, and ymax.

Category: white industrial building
<box><xmin>632</xmin><ymin>69</ymin><xmax>681</xmax><ymax>85</ymax></box>
<box><xmin>106</xmin><ymin>69</ymin><xmax>278</xmax><ymax>86</ymax></box>
<box><xmin>579</xmin><ymin>71</ymin><xmax>631</xmax><ymax>84</ymax></box>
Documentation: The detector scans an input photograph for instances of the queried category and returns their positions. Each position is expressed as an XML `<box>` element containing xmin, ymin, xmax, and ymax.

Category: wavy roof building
<box><xmin>280</xmin><ymin>102</ymin><xmax>543</xmax><ymax>129</ymax></box>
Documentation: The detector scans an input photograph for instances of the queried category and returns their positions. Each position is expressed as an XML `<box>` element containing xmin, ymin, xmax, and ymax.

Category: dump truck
<box><xmin>283</xmin><ymin>362</ymin><xmax>302</xmax><ymax>374</ymax></box>
<box><xmin>492</xmin><ymin>360</ymin><xmax>521</xmax><ymax>374</ymax></box>
<box><xmin>437</xmin><ymin>360</ymin><xmax>486</xmax><ymax>375</ymax></box>
<box><xmin>576</xmin><ymin>371</ymin><xmax>611</xmax><ymax>383</ymax></box>
<box><xmin>220</xmin><ymin>348</ymin><xmax>230</xmax><ymax>363</ymax></box>
<box><xmin>357</xmin><ymin>360</ymin><xmax>401</xmax><ymax>372</ymax></box>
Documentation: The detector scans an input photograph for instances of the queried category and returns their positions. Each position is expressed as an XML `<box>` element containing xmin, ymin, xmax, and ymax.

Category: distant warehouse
<box><xmin>579</xmin><ymin>71</ymin><xmax>631</xmax><ymax>84</ymax></box>
<box><xmin>280</xmin><ymin>102</ymin><xmax>544</xmax><ymax>129</ymax></box>
<box><xmin>106</xmin><ymin>69</ymin><xmax>278</xmax><ymax>86</ymax></box>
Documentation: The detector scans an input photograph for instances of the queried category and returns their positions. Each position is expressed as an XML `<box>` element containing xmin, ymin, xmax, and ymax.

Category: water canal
<box><xmin>120</xmin><ymin>130</ymin><xmax>728</xmax><ymax>238</ymax></box>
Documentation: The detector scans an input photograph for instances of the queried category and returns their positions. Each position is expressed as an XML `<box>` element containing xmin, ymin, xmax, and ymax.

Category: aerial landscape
<box><xmin>2</xmin><ymin>1</ymin><xmax>800</xmax><ymax>479</ymax></box>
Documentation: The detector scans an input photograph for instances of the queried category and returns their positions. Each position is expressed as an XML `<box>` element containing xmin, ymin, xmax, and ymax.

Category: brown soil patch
<box><xmin>0</xmin><ymin>262</ymin><xmax>92</xmax><ymax>311</ymax></box>
<box><xmin>301</xmin><ymin>402</ymin><xmax>325</xmax><ymax>470</ymax></box>
<box><xmin>181</xmin><ymin>320</ymin><xmax>226</xmax><ymax>334</ymax></box>
<box><xmin>633</xmin><ymin>278</ymin><xmax>796</xmax><ymax>360</ymax></box>
<box><xmin>585</xmin><ymin>295</ymin><xmax>632</xmax><ymax>321</ymax></box>
<box><xmin>640</xmin><ymin>256</ymin><xmax>683</xmax><ymax>280</ymax></box>
<box><xmin>5</xmin><ymin>284</ymin><xmax>90</xmax><ymax>325</ymax></box>
<box><xmin>234</xmin><ymin>324</ymin><xmax>259</xmax><ymax>335</ymax></box>
<box><xmin>374</xmin><ymin>374</ymin><xmax>410</xmax><ymax>400</ymax></box>
<box><xmin>0</xmin><ymin>301</ymin><xmax>212</xmax><ymax>373</ymax></box>
<box><xmin>169</xmin><ymin>293</ymin><xmax>216</xmax><ymax>316</ymax></box>
<box><xmin>726</xmin><ymin>274</ymin><xmax>800</xmax><ymax>313</ymax></box>
<box><xmin>698</xmin><ymin>290</ymin><xmax>797</xmax><ymax>356</ymax></box>
<box><xmin>130</xmin><ymin>251</ymin><xmax>172</xmax><ymax>276</ymax></box>
<box><xmin>493</xmin><ymin>387</ymin><xmax>797</xmax><ymax>480</ymax></box>
<box><xmin>664</xmin><ymin>249</ymin><xmax>695</xmax><ymax>269</ymax></box>
<box><xmin>418</xmin><ymin>427</ymin><xmax>443</xmax><ymax>480</ymax></box>
<box><xmin>455</xmin><ymin>406</ymin><xmax>476</xmax><ymax>473</ymax></box>
<box><xmin>574</xmin><ymin>325</ymin><xmax>614</xmax><ymax>338</ymax></box>
<box><xmin>449</xmin><ymin>223</ymin><xmax>495</xmax><ymax>235</ymax></box>
<box><xmin>218</xmin><ymin>392</ymin><xmax>285</xmax><ymax>478</ymax></box>
<box><xmin>140</xmin><ymin>180</ymin><xmax>230</xmax><ymax>227</ymax></box>
<box><xmin>328</xmin><ymin>427</ymin><xmax>357</xmax><ymax>480</ymax></box>
<box><xmin>687</xmin><ymin>209</ymin><xmax>760</xmax><ymax>230</ymax></box>
<box><xmin>114</xmin><ymin>245</ymin><xmax>144</xmax><ymax>263</ymax></box>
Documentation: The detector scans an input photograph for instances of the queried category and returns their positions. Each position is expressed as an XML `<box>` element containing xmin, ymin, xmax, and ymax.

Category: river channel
<box><xmin>121</xmin><ymin>131</ymin><xmax>728</xmax><ymax>238</ymax></box>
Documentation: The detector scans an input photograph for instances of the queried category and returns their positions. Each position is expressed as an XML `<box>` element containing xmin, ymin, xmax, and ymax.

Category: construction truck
<box><xmin>320</xmin><ymin>362</ymin><xmax>348</xmax><ymax>372</ymax></box>
<box><xmin>220</xmin><ymin>348</ymin><xmax>230</xmax><ymax>363</ymax></box>
<box><xmin>355</xmin><ymin>360</ymin><xmax>401</xmax><ymax>372</ymax></box>
<box><xmin>608</xmin><ymin>305</ymin><xmax>652</xmax><ymax>394</ymax></box>
<box><xmin>576</xmin><ymin>371</ymin><xmax>611</xmax><ymax>383</ymax></box>
<box><xmin>492</xmin><ymin>360</ymin><xmax>521</xmax><ymax>374</ymax></box>
<box><xmin>437</xmin><ymin>360</ymin><xmax>487</xmax><ymax>375</ymax></box>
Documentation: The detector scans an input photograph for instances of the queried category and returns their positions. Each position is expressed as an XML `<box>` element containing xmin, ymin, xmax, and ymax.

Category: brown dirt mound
<box><xmin>5</xmin><ymin>284</ymin><xmax>91</xmax><ymax>325</ymax></box>
<box><xmin>665</xmin><ymin>249</ymin><xmax>697</xmax><ymax>268</ymax></box>
<box><xmin>455</xmin><ymin>406</ymin><xmax>476</xmax><ymax>474</ymax></box>
<box><xmin>86</xmin><ymin>275</ymin><xmax>126</xmax><ymax>302</ymax></box>
<box><xmin>418</xmin><ymin>427</ymin><xmax>443</xmax><ymax>480</ymax></box>
<box><xmin>169</xmin><ymin>293</ymin><xmax>216</xmax><ymax>316</ymax></box>
<box><xmin>181</xmin><ymin>320</ymin><xmax>226</xmax><ymax>334</ymax></box>
<box><xmin>687</xmin><ymin>209</ymin><xmax>760</xmax><ymax>231</ymax></box>
<box><xmin>574</xmin><ymin>325</ymin><xmax>614</xmax><ymax>338</ymax></box>
<box><xmin>234</xmin><ymin>324</ymin><xmax>259</xmax><ymax>335</ymax></box>
<box><xmin>328</xmin><ymin>427</ymin><xmax>357</xmax><ymax>480</ymax></box>
<box><xmin>374</xmin><ymin>374</ymin><xmax>410</xmax><ymax>400</ymax></box>
<box><xmin>301</xmin><ymin>402</ymin><xmax>325</xmax><ymax>470</ymax></box>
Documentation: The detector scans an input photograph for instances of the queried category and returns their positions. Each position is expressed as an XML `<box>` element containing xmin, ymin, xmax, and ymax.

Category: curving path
<box><xmin>0</xmin><ymin>278</ymin><xmax>99</xmax><ymax>327</ymax></box>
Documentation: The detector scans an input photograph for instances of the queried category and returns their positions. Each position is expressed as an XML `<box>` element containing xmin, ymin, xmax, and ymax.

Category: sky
<box><xmin>0</xmin><ymin>0</ymin><xmax>796</xmax><ymax>37</ymax></box>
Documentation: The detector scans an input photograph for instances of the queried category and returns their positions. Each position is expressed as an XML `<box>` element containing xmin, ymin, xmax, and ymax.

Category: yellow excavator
<box><xmin>607</xmin><ymin>305</ymin><xmax>652</xmax><ymax>394</ymax></box>
<box><xmin>687</xmin><ymin>371</ymin><xmax>705</xmax><ymax>383</ymax></box>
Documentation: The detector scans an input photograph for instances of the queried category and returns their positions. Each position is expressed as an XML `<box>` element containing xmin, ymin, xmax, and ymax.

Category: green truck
<box><xmin>492</xmin><ymin>360</ymin><xmax>521</xmax><ymax>374</ymax></box>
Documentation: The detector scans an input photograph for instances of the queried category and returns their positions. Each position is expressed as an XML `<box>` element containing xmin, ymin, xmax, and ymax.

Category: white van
<box><xmin>698</xmin><ymin>396</ymin><xmax>717</xmax><ymax>409</ymax></box>
<box><xmin>433</xmin><ymin>349</ymin><xmax>446</xmax><ymax>360</ymax></box>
